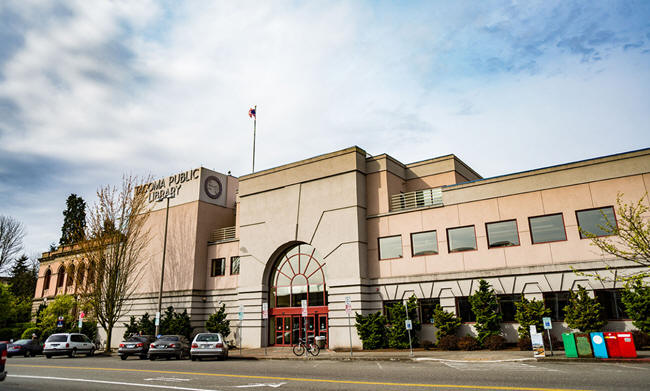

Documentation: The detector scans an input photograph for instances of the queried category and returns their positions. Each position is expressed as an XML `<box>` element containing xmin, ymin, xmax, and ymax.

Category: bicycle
<box><xmin>292</xmin><ymin>337</ymin><xmax>320</xmax><ymax>356</ymax></box>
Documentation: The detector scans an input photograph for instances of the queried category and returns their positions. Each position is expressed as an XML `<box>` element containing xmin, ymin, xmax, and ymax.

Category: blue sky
<box><xmin>0</xmin><ymin>0</ymin><xmax>649</xmax><ymax>262</ymax></box>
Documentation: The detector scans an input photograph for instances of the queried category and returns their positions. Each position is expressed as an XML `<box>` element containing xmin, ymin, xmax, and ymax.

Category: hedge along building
<box><xmin>34</xmin><ymin>146</ymin><xmax>650</xmax><ymax>348</ymax></box>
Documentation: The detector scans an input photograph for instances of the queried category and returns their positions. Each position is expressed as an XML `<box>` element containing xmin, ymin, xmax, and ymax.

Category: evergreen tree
<box><xmin>386</xmin><ymin>296</ymin><xmax>421</xmax><ymax>349</ymax></box>
<box><xmin>354</xmin><ymin>311</ymin><xmax>388</xmax><ymax>349</ymax></box>
<box><xmin>514</xmin><ymin>297</ymin><xmax>550</xmax><ymax>339</ymax></box>
<box><xmin>9</xmin><ymin>254</ymin><xmax>38</xmax><ymax>299</ymax></box>
<box><xmin>432</xmin><ymin>304</ymin><xmax>461</xmax><ymax>341</ymax></box>
<box><xmin>563</xmin><ymin>285</ymin><xmax>606</xmax><ymax>332</ymax></box>
<box><xmin>206</xmin><ymin>304</ymin><xmax>231</xmax><ymax>336</ymax></box>
<box><xmin>60</xmin><ymin>194</ymin><xmax>86</xmax><ymax>245</ymax></box>
<box><xmin>468</xmin><ymin>280</ymin><xmax>502</xmax><ymax>344</ymax></box>
<box><xmin>621</xmin><ymin>277</ymin><xmax>650</xmax><ymax>333</ymax></box>
<box><xmin>159</xmin><ymin>306</ymin><xmax>193</xmax><ymax>340</ymax></box>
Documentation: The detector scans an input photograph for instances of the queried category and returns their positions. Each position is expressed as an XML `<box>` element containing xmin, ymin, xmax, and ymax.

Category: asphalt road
<box><xmin>2</xmin><ymin>354</ymin><xmax>649</xmax><ymax>391</ymax></box>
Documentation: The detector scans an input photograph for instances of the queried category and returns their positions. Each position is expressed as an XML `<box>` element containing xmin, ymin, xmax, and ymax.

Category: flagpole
<box><xmin>252</xmin><ymin>105</ymin><xmax>257</xmax><ymax>173</ymax></box>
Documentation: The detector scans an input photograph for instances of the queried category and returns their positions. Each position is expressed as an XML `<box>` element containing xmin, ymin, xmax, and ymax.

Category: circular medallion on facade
<box><xmin>204</xmin><ymin>176</ymin><xmax>223</xmax><ymax>199</ymax></box>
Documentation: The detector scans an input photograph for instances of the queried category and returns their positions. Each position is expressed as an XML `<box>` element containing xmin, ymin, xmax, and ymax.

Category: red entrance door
<box><xmin>270</xmin><ymin>308</ymin><xmax>328</xmax><ymax>346</ymax></box>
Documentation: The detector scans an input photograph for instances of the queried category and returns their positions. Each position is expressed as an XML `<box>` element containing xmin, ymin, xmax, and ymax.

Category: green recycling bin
<box><xmin>562</xmin><ymin>333</ymin><xmax>578</xmax><ymax>358</ymax></box>
<box><xmin>575</xmin><ymin>333</ymin><xmax>593</xmax><ymax>357</ymax></box>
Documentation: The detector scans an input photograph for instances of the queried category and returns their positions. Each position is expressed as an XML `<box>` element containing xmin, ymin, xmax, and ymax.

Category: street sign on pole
<box><xmin>262</xmin><ymin>303</ymin><xmax>268</xmax><ymax>319</ymax></box>
<box><xmin>56</xmin><ymin>316</ymin><xmax>64</xmax><ymax>328</ymax></box>
<box><xmin>404</xmin><ymin>300</ymin><xmax>413</xmax><ymax>357</ymax></box>
<box><xmin>155</xmin><ymin>312</ymin><xmax>160</xmax><ymax>326</ymax></box>
<box><xmin>542</xmin><ymin>317</ymin><xmax>553</xmax><ymax>356</ymax></box>
<box><xmin>345</xmin><ymin>296</ymin><xmax>353</xmax><ymax>358</ymax></box>
<box><xmin>405</xmin><ymin>319</ymin><xmax>413</xmax><ymax>330</ymax></box>
<box><xmin>238</xmin><ymin>304</ymin><xmax>244</xmax><ymax>356</ymax></box>
<box><xmin>301</xmin><ymin>300</ymin><xmax>307</xmax><ymax>317</ymax></box>
<box><xmin>79</xmin><ymin>311</ymin><xmax>85</xmax><ymax>319</ymax></box>
<box><xmin>78</xmin><ymin>319</ymin><xmax>83</xmax><ymax>329</ymax></box>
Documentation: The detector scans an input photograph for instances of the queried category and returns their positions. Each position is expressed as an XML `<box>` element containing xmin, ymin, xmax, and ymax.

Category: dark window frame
<box><xmin>595</xmin><ymin>288</ymin><xmax>630</xmax><ymax>320</ymax></box>
<box><xmin>419</xmin><ymin>298</ymin><xmax>441</xmax><ymax>324</ymax></box>
<box><xmin>528</xmin><ymin>213</ymin><xmax>567</xmax><ymax>244</ymax></box>
<box><xmin>410</xmin><ymin>230</ymin><xmax>439</xmax><ymax>257</ymax></box>
<box><xmin>210</xmin><ymin>258</ymin><xmax>226</xmax><ymax>277</ymax></box>
<box><xmin>446</xmin><ymin>225</ymin><xmax>478</xmax><ymax>253</ymax></box>
<box><xmin>230</xmin><ymin>256</ymin><xmax>240</xmax><ymax>275</ymax></box>
<box><xmin>497</xmin><ymin>293</ymin><xmax>522</xmax><ymax>322</ymax></box>
<box><xmin>485</xmin><ymin>219</ymin><xmax>520</xmax><ymax>249</ymax></box>
<box><xmin>575</xmin><ymin>206</ymin><xmax>617</xmax><ymax>239</ymax></box>
<box><xmin>543</xmin><ymin>291</ymin><xmax>569</xmax><ymax>321</ymax></box>
<box><xmin>455</xmin><ymin>296</ymin><xmax>476</xmax><ymax>323</ymax></box>
<box><xmin>378</xmin><ymin>235</ymin><xmax>403</xmax><ymax>260</ymax></box>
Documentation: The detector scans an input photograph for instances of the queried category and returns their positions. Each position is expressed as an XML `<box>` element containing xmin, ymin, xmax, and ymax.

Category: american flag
<box><xmin>248</xmin><ymin>107</ymin><xmax>256</xmax><ymax>119</ymax></box>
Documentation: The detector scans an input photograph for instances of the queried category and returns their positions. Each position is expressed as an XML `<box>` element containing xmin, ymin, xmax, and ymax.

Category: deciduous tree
<box><xmin>0</xmin><ymin>215</ymin><xmax>25</xmax><ymax>272</ymax></box>
<box><xmin>78</xmin><ymin>175</ymin><xmax>151</xmax><ymax>352</ymax></box>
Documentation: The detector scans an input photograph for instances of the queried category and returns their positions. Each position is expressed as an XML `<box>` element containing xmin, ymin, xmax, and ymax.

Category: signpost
<box><xmin>403</xmin><ymin>300</ymin><xmax>413</xmax><ymax>357</ymax></box>
<box><xmin>529</xmin><ymin>325</ymin><xmax>546</xmax><ymax>358</ymax></box>
<box><xmin>345</xmin><ymin>296</ymin><xmax>352</xmax><ymax>357</ymax></box>
<box><xmin>78</xmin><ymin>311</ymin><xmax>84</xmax><ymax>331</ymax></box>
<box><xmin>542</xmin><ymin>316</ymin><xmax>553</xmax><ymax>356</ymax></box>
<box><xmin>301</xmin><ymin>300</ymin><xmax>308</xmax><ymax>359</ymax></box>
<box><xmin>155</xmin><ymin>312</ymin><xmax>160</xmax><ymax>326</ymax></box>
<box><xmin>56</xmin><ymin>316</ymin><xmax>64</xmax><ymax>328</ymax></box>
<box><xmin>238</xmin><ymin>305</ymin><xmax>244</xmax><ymax>356</ymax></box>
<box><xmin>262</xmin><ymin>302</ymin><xmax>268</xmax><ymax>356</ymax></box>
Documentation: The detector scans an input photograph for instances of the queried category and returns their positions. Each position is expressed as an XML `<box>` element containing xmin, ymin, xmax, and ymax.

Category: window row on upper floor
<box><xmin>378</xmin><ymin>206</ymin><xmax>616</xmax><ymax>260</ymax></box>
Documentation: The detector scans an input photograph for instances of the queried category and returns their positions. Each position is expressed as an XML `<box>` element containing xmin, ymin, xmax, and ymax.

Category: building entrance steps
<box><xmin>226</xmin><ymin>347</ymin><xmax>650</xmax><ymax>362</ymax></box>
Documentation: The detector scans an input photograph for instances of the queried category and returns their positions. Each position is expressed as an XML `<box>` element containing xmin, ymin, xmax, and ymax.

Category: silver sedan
<box><xmin>190</xmin><ymin>333</ymin><xmax>228</xmax><ymax>361</ymax></box>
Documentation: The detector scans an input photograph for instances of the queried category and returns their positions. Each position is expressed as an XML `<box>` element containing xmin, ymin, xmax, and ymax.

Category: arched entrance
<box><xmin>268</xmin><ymin>243</ymin><xmax>328</xmax><ymax>347</ymax></box>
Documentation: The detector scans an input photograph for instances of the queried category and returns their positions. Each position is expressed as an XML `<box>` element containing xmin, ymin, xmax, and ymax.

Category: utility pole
<box><xmin>154</xmin><ymin>195</ymin><xmax>173</xmax><ymax>336</ymax></box>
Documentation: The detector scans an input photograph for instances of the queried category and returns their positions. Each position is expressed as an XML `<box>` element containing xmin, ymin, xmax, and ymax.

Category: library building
<box><xmin>34</xmin><ymin>146</ymin><xmax>650</xmax><ymax>349</ymax></box>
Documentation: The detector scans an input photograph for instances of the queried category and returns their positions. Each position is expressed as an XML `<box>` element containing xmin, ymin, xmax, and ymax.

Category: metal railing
<box><xmin>390</xmin><ymin>187</ymin><xmax>443</xmax><ymax>212</ymax></box>
<box><xmin>209</xmin><ymin>226</ymin><xmax>236</xmax><ymax>242</ymax></box>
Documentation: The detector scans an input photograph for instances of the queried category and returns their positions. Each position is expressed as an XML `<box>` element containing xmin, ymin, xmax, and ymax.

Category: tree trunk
<box><xmin>105</xmin><ymin>323</ymin><xmax>113</xmax><ymax>353</ymax></box>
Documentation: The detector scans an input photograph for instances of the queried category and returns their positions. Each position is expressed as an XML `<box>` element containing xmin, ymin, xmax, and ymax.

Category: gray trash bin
<box><xmin>314</xmin><ymin>336</ymin><xmax>326</xmax><ymax>349</ymax></box>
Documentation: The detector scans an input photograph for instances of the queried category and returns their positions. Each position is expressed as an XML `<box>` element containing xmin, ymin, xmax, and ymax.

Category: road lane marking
<box><xmin>144</xmin><ymin>377</ymin><xmax>192</xmax><ymax>382</ymax></box>
<box><xmin>233</xmin><ymin>383</ymin><xmax>285</xmax><ymax>388</ymax></box>
<box><xmin>9</xmin><ymin>364</ymin><xmax>592</xmax><ymax>391</ymax></box>
<box><xmin>8</xmin><ymin>375</ymin><xmax>221</xmax><ymax>391</ymax></box>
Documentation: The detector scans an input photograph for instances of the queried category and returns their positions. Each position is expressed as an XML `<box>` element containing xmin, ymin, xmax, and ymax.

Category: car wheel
<box><xmin>46</xmin><ymin>354</ymin><xmax>52</xmax><ymax>359</ymax></box>
<box><xmin>88</xmin><ymin>349</ymin><xmax>94</xmax><ymax>357</ymax></box>
<box><xmin>166</xmin><ymin>355</ymin><xmax>171</xmax><ymax>360</ymax></box>
<box><xmin>120</xmin><ymin>355</ymin><xmax>127</xmax><ymax>360</ymax></box>
<box><xmin>30</xmin><ymin>351</ymin><xmax>36</xmax><ymax>357</ymax></box>
<box><xmin>191</xmin><ymin>355</ymin><xmax>196</xmax><ymax>361</ymax></box>
<box><xmin>139</xmin><ymin>355</ymin><xmax>146</xmax><ymax>360</ymax></box>
<box><xmin>69</xmin><ymin>348</ymin><xmax>77</xmax><ymax>358</ymax></box>
<box><xmin>149</xmin><ymin>356</ymin><xmax>155</xmax><ymax>361</ymax></box>
<box><xmin>24</xmin><ymin>351</ymin><xmax>29</xmax><ymax>358</ymax></box>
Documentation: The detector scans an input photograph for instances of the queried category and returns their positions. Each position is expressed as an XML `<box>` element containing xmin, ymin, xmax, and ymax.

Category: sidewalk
<box><xmin>227</xmin><ymin>347</ymin><xmax>650</xmax><ymax>363</ymax></box>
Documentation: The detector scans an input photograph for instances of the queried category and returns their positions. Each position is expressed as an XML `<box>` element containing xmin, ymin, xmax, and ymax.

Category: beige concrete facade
<box><xmin>35</xmin><ymin>147</ymin><xmax>650</xmax><ymax>348</ymax></box>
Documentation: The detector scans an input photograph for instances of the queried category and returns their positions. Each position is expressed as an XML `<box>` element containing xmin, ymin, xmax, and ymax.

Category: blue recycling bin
<box><xmin>590</xmin><ymin>332</ymin><xmax>608</xmax><ymax>358</ymax></box>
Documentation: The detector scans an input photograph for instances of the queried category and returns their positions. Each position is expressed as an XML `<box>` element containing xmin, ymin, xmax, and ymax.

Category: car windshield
<box><xmin>13</xmin><ymin>339</ymin><xmax>30</xmax><ymax>345</ymax></box>
<box><xmin>47</xmin><ymin>335</ymin><xmax>68</xmax><ymax>343</ymax></box>
<box><xmin>196</xmin><ymin>334</ymin><xmax>220</xmax><ymax>342</ymax></box>
<box><xmin>159</xmin><ymin>336</ymin><xmax>179</xmax><ymax>341</ymax></box>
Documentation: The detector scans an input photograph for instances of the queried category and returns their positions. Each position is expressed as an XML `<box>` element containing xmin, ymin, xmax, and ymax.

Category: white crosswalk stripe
<box><xmin>443</xmin><ymin>361</ymin><xmax>559</xmax><ymax>372</ymax></box>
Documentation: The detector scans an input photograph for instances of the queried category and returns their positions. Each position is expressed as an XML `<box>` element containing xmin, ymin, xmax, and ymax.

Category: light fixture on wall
<box><xmin>201</xmin><ymin>297</ymin><xmax>207</xmax><ymax>303</ymax></box>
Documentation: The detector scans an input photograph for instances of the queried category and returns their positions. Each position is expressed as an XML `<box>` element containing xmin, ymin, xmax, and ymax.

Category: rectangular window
<box><xmin>447</xmin><ymin>226</ymin><xmax>477</xmax><ymax>252</ymax></box>
<box><xmin>529</xmin><ymin>214</ymin><xmax>566</xmax><ymax>244</ymax></box>
<box><xmin>382</xmin><ymin>300</ymin><xmax>402</xmax><ymax>323</ymax></box>
<box><xmin>596</xmin><ymin>289</ymin><xmax>628</xmax><ymax>320</ymax></box>
<box><xmin>543</xmin><ymin>292</ymin><xmax>569</xmax><ymax>321</ymax></box>
<box><xmin>419</xmin><ymin>298</ymin><xmax>441</xmax><ymax>324</ymax></box>
<box><xmin>411</xmin><ymin>231</ymin><xmax>438</xmax><ymax>256</ymax></box>
<box><xmin>486</xmin><ymin>220</ymin><xmax>520</xmax><ymax>248</ymax></box>
<box><xmin>378</xmin><ymin>235</ymin><xmax>402</xmax><ymax>260</ymax></box>
<box><xmin>497</xmin><ymin>294</ymin><xmax>522</xmax><ymax>322</ymax></box>
<box><xmin>230</xmin><ymin>256</ymin><xmax>240</xmax><ymax>275</ymax></box>
<box><xmin>456</xmin><ymin>297</ymin><xmax>476</xmax><ymax>323</ymax></box>
<box><xmin>210</xmin><ymin>258</ymin><xmax>225</xmax><ymax>277</ymax></box>
<box><xmin>576</xmin><ymin>207</ymin><xmax>616</xmax><ymax>239</ymax></box>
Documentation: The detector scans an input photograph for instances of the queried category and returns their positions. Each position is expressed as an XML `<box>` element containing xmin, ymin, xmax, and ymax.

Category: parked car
<box><xmin>0</xmin><ymin>343</ymin><xmax>7</xmax><ymax>381</ymax></box>
<box><xmin>190</xmin><ymin>333</ymin><xmax>228</xmax><ymax>361</ymax></box>
<box><xmin>118</xmin><ymin>335</ymin><xmax>154</xmax><ymax>360</ymax></box>
<box><xmin>7</xmin><ymin>339</ymin><xmax>43</xmax><ymax>357</ymax></box>
<box><xmin>43</xmin><ymin>333</ymin><xmax>95</xmax><ymax>358</ymax></box>
<box><xmin>148</xmin><ymin>335</ymin><xmax>190</xmax><ymax>360</ymax></box>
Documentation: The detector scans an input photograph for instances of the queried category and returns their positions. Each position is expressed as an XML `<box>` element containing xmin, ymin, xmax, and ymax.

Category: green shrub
<box><xmin>160</xmin><ymin>306</ymin><xmax>193</xmax><ymax>340</ymax></box>
<box><xmin>122</xmin><ymin>313</ymin><xmax>156</xmax><ymax>340</ymax></box>
<box><xmin>355</xmin><ymin>311</ymin><xmax>387</xmax><ymax>349</ymax></box>
<box><xmin>386</xmin><ymin>296</ymin><xmax>421</xmax><ymax>349</ymax></box>
<box><xmin>484</xmin><ymin>335</ymin><xmax>507</xmax><ymax>350</ymax></box>
<box><xmin>563</xmin><ymin>285</ymin><xmax>606</xmax><ymax>332</ymax></box>
<box><xmin>21</xmin><ymin>326</ymin><xmax>42</xmax><ymax>340</ymax></box>
<box><xmin>206</xmin><ymin>304</ymin><xmax>230</xmax><ymax>337</ymax></box>
<box><xmin>468</xmin><ymin>280</ymin><xmax>502</xmax><ymax>344</ymax></box>
<box><xmin>621</xmin><ymin>278</ymin><xmax>650</xmax><ymax>333</ymax></box>
<box><xmin>437</xmin><ymin>335</ymin><xmax>459</xmax><ymax>350</ymax></box>
<box><xmin>432</xmin><ymin>304</ymin><xmax>461</xmax><ymax>342</ymax></box>
<box><xmin>514</xmin><ymin>297</ymin><xmax>550</xmax><ymax>339</ymax></box>
<box><xmin>458</xmin><ymin>335</ymin><xmax>480</xmax><ymax>350</ymax></box>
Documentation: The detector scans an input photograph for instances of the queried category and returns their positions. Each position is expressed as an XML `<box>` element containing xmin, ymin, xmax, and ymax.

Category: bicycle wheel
<box><xmin>309</xmin><ymin>343</ymin><xmax>320</xmax><ymax>356</ymax></box>
<box><xmin>293</xmin><ymin>343</ymin><xmax>305</xmax><ymax>356</ymax></box>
